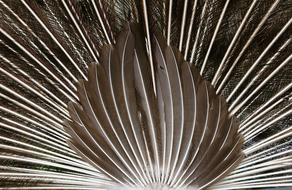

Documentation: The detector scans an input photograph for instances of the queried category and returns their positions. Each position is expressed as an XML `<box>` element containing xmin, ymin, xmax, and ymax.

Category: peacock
<box><xmin>0</xmin><ymin>0</ymin><xmax>291</xmax><ymax>189</ymax></box>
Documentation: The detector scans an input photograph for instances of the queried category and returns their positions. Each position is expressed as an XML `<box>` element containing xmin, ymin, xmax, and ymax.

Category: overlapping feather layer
<box><xmin>0</xmin><ymin>0</ymin><xmax>291</xmax><ymax>189</ymax></box>
<box><xmin>65</xmin><ymin>27</ymin><xmax>244</xmax><ymax>189</ymax></box>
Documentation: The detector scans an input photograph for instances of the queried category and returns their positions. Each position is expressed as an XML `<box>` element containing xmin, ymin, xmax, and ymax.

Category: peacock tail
<box><xmin>0</xmin><ymin>0</ymin><xmax>291</xmax><ymax>189</ymax></box>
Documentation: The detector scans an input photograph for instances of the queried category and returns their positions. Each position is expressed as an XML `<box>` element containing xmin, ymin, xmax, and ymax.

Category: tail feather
<box><xmin>0</xmin><ymin>0</ymin><xmax>291</xmax><ymax>189</ymax></box>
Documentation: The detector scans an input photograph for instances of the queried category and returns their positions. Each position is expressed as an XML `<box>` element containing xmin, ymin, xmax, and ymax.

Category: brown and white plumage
<box><xmin>0</xmin><ymin>0</ymin><xmax>291</xmax><ymax>189</ymax></box>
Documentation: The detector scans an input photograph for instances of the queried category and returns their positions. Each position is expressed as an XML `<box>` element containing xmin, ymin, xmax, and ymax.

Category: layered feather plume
<box><xmin>0</xmin><ymin>0</ymin><xmax>291</xmax><ymax>189</ymax></box>
<box><xmin>65</xmin><ymin>26</ymin><xmax>244</xmax><ymax>189</ymax></box>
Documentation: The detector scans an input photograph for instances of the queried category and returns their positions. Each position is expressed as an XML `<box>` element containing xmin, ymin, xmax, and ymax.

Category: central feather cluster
<box><xmin>65</xmin><ymin>26</ymin><xmax>244</xmax><ymax>189</ymax></box>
